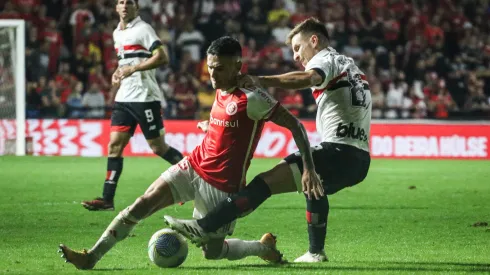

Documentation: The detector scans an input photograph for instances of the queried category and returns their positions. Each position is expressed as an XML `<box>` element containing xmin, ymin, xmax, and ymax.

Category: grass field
<box><xmin>0</xmin><ymin>156</ymin><xmax>489</xmax><ymax>275</ymax></box>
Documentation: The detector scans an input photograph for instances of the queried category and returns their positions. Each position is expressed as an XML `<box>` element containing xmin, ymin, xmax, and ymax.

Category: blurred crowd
<box><xmin>1</xmin><ymin>0</ymin><xmax>490</xmax><ymax>120</ymax></box>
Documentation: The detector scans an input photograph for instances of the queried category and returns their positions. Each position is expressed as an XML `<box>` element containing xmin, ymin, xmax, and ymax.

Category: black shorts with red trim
<box><xmin>284</xmin><ymin>142</ymin><xmax>371</xmax><ymax>195</ymax></box>
<box><xmin>110</xmin><ymin>101</ymin><xmax>164</xmax><ymax>139</ymax></box>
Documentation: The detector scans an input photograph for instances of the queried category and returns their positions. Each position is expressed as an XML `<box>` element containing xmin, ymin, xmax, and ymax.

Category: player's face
<box><xmin>207</xmin><ymin>54</ymin><xmax>241</xmax><ymax>90</ymax></box>
<box><xmin>116</xmin><ymin>0</ymin><xmax>138</xmax><ymax>21</ymax></box>
<box><xmin>291</xmin><ymin>32</ymin><xmax>318</xmax><ymax>67</ymax></box>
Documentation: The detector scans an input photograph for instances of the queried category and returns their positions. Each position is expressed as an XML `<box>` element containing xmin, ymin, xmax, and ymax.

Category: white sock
<box><xmin>222</xmin><ymin>239</ymin><xmax>268</xmax><ymax>261</ymax></box>
<box><xmin>89</xmin><ymin>208</ymin><xmax>139</xmax><ymax>261</ymax></box>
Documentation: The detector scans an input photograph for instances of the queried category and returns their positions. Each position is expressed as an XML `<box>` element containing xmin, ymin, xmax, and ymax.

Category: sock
<box><xmin>197</xmin><ymin>176</ymin><xmax>271</xmax><ymax>232</ymax></box>
<box><xmin>221</xmin><ymin>239</ymin><xmax>268</xmax><ymax>261</ymax></box>
<box><xmin>305</xmin><ymin>195</ymin><xmax>329</xmax><ymax>254</ymax></box>
<box><xmin>160</xmin><ymin>146</ymin><xmax>183</xmax><ymax>165</ymax></box>
<box><xmin>89</xmin><ymin>208</ymin><xmax>139</xmax><ymax>261</ymax></box>
<box><xmin>102</xmin><ymin>157</ymin><xmax>123</xmax><ymax>202</ymax></box>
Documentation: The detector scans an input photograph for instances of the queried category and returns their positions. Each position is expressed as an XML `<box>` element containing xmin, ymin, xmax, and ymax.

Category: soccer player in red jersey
<box><xmin>58</xmin><ymin>36</ymin><xmax>319</xmax><ymax>269</ymax></box>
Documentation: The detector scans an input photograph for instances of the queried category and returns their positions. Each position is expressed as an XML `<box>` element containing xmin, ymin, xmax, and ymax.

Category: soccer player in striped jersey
<box><xmin>82</xmin><ymin>0</ymin><xmax>183</xmax><ymax>211</ymax></box>
<box><xmin>164</xmin><ymin>18</ymin><xmax>372</xmax><ymax>263</ymax></box>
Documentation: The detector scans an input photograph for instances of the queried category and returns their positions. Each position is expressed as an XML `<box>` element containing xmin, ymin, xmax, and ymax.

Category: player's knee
<box><xmin>108</xmin><ymin>140</ymin><xmax>125</xmax><ymax>156</ymax></box>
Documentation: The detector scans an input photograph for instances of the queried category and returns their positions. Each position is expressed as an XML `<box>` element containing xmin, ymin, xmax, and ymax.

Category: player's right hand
<box><xmin>197</xmin><ymin>120</ymin><xmax>209</xmax><ymax>133</ymax></box>
<box><xmin>112</xmin><ymin>69</ymin><xmax>121</xmax><ymax>87</ymax></box>
<box><xmin>237</xmin><ymin>74</ymin><xmax>259</xmax><ymax>89</ymax></box>
<box><xmin>302</xmin><ymin>169</ymin><xmax>324</xmax><ymax>200</ymax></box>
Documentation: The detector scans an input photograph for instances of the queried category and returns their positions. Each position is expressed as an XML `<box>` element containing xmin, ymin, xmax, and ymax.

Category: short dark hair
<box><xmin>115</xmin><ymin>0</ymin><xmax>139</xmax><ymax>4</ymax></box>
<box><xmin>286</xmin><ymin>18</ymin><xmax>330</xmax><ymax>45</ymax></box>
<box><xmin>206</xmin><ymin>36</ymin><xmax>242</xmax><ymax>58</ymax></box>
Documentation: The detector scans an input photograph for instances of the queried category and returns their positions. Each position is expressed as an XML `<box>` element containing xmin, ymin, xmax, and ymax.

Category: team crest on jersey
<box><xmin>226</xmin><ymin>102</ymin><xmax>238</xmax><ymax>115</ymax></box>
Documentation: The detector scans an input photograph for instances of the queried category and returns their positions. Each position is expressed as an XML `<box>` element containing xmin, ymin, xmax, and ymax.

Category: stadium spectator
<box><xmin>40</xmin><ymin>79</ymin><xmax>61</xmax><ymax>118</ymax></box>
<box><xmin>279</xmin><ymin>89</ymin><xmax>303</xmax><ymax>117</ymax></box>
<box><xmin>26</xmin><ymin>81</ymin><xmax>41</xmax><ymax>118</ymax></box>
<box><xmin>196</xmin><ymin>80</ymin><xmax>214</xmax><ymax>120</ymax></box>
<box><xmin>1</xmin><ymin>0</ymin><xmax>489</xmax><ymax>120</ymax></box>
<box><xmin>82</xmin><ymin>83</ymin><xmax>105</xmax><ymax>118</ymax></box>
<box><xmin>268</xmin><ymin>0</ymin><xmax>290</xmax><ymax>26</ymax></box>
<box><xmin>176</xmin><ymin>21</ymin><xmax>205</xmax><ymax>62</ymax></box>
<box><xmin>172</xmin><ymin>74</ymin><xmax>198</xmax><ymax>119</ymax></box>
<box><xmin>427</xmin><ymin>80</ymin><xmax>458</xmax><ymax>118</ymax></box>
<box><xmin>65</xmin><ymin>81</ymin><xmax>84</xmax><ymax>118</ymax></box>
<box><xmin>244</xmin><ymin>3</ymin><xmax>269</xmax><ymax>47</ymax></box>
<box><xmin>371</xmin><ymin>81</ymin><xmax>385</xmax><ymax>118</ymax></box>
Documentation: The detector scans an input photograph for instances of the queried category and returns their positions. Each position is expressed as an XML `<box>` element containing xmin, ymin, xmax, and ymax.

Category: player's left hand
<box><xmin>302</xmin><ymin>169</ymin><xmax>324</xmax><ymax>200</ymax></box>
<box><xmin>118</xmin><ymin>66</ymin><xmax>136</xmax><ymax>79</ymax></box>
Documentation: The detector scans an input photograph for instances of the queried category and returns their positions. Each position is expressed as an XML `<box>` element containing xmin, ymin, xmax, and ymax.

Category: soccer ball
<box><xmin>148</xmin><ymin>228</ymin><xmax>188</xmax><ymax>268</ymax></box>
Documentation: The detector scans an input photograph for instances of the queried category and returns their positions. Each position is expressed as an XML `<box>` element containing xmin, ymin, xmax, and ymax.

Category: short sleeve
<box><xmin>244</xmin><ymin>88</ymin><xmax>279</xmax><ymax>121</ymax></box>
<box><xmin>304</xmin><ymin>55</ymin><xmax>332</xmax><ymax>90</ymax></box>
<box><xmin>140</xmin><ymin>24</ymin><xmax>163</xmax><ymax>53</ymax></box>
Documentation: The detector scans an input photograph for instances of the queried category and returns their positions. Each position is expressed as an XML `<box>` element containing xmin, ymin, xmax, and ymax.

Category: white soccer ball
<box><xmin>148</xmin><ymin>228</ymin><xmax>188</xmax><ymax>268</ymax></box>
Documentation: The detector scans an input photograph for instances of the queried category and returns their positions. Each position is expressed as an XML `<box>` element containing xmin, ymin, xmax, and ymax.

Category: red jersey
<box><xmin>188</xmin><ymin>87</ymin><xmax>279</xmax><ymax>193</ymax></box>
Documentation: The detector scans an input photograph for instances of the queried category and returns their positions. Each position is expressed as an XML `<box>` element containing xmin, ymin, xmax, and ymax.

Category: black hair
<box><xmin>115</xmin><ymin>0</ymin><xmax>139</xmax><ymax>4</ymax></box>
<box><xmin>206</xmin><ymin>36</ymin><xmax>242</xmax><ymax>57</ymax></box>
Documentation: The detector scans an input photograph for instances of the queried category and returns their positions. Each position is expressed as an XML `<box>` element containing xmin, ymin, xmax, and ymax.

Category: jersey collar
<box><xmin>117</xmin><ymin>16</ymin><xmax>142</xmax><ymax>30</ymax></box>
<box><xmin>306</xmin><ymin>47</ymin><xmax>336</xmax><ymax>67</ymax></box>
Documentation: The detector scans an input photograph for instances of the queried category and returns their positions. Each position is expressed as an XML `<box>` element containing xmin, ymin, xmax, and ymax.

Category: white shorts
<box><xmin>161</xmin><ymin>158</ymin><xmax>236</xmax><ymax>237</ymax></box>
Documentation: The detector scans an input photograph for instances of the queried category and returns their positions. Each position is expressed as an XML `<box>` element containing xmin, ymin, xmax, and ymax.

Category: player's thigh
<box><xmin>291</xmin><ymin>142</ymin><xmax>370</xmax><ymax>195</ymax></box>
<box><xmin>160</xmin><ymin>158</ymin><xmax>199</xmax><ymax>204</ymax></box>
<box><xmin>257</xmin><ymin>160</ymin><xmax>297</xmax><ymax>195</ymax></box>
<box><xmin>132</xmin><ymin>101</ymin><xmax>165</xmax><ymax>140</ymax></box>
<box><xmin>136</xmin><ymin>177</ymin><xmax>174</xmax><ymax>213</ymax></box>
<box><xmin>202</xmin><ymin>237</ymin><xmax>226</xmax><ymax>260</ymax></box>
<box><xmin>324</xmin><ymin>143</ymin><xmax>371</xmax><ymax>194</ymax></box>
<box><xmin>283</xmin><ymin>144</ymin><xmax>328</xmax><ymax>193</ymax></box>
<box><xmin>110</xmin><ymin>102</ymin><xmax>138</xmax><ymax>137</ymax></box>
<box><xmin>193</xmin><ymin>181</ymin><xmax>236</xmax><ymax>238</ymax></box>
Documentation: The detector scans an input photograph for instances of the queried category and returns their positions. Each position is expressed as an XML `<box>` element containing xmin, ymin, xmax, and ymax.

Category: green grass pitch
<box><xmin>0</xmin><ymin>156</ymin><xmax>489</xmax><ymax>274</ymax></box>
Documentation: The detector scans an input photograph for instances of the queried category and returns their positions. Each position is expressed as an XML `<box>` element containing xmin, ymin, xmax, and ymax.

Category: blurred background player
<box><xmin>81</xmin><ymin>0</ymin><xmax>183</xmax><ymax>211</ymax></box>
<box><xmin>164</xmin><ymin>18</ymin><xmax>371</xmax><ymax>263</ymax></box>
<box><xmin>58</xmin><ymin>36</ymin><xmax>318</xmax><ymax>269</ymax></box>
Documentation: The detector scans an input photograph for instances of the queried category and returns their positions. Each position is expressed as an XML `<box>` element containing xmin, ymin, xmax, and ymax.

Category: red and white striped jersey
<box><xmin>188</xmin><ymin>87</ymin><xmax>279</xmax><ymax>193</ymax></box>
<box><xmin>305</xmin><ymin>47</ymin><xmax>372</xmax><ymax>152</ymax></box>
<box><xmin>113</xmin><ymin>16</ymin><xmax>163</xmax><ymax>102</ymax></box>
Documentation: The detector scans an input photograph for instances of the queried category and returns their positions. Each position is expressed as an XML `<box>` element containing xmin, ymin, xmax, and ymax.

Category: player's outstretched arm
<box><xmin>268</xmin><ymin>105</ymin><xmax>324</xmax><ymax>199</ymax></box>
<box><xmin>258</xmin><ymin>69</ymin><xmax>324</xmax><ymax>90</ymax></box>
<box><xmin>119</xmin><ymin>46</ymin><xmax>169</xmax><ymax>79</ymax></box>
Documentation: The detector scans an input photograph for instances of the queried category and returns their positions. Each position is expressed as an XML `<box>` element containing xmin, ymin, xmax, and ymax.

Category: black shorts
<box><xmin>284</xmin><ymin>142</ymin><xmax>371</xmax><ymax>195</ymax></box>
<box><xmin>111</xmin><ymin>101</ymin><xmax>164</xmax><ymax>139</ymax></box>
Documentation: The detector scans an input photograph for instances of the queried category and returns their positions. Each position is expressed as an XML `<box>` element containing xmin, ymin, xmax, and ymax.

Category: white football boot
<box><xmin>163</xmin><ymin>215</ymin><xmax>212</xmax><ymax>246</ymax></box>
<box><xmin>294</xmin><ymin>250</ymin><xmax>328</xmax><ymax>263</ymax></box>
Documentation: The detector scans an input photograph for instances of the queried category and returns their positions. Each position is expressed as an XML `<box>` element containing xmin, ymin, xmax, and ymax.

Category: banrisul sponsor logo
<box><xmin>209</xmin><ymin>115</ymin><xmax>239</xmax><ymax>128</ymax></box>
<box><xmin>336</xmin><ymin>122</ymin><xmax>367</xmax><ymax>141</ymax></box>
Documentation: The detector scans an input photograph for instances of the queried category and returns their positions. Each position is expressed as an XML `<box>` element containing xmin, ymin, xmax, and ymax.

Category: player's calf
<box><xmin>305</xmin><ymin>195</ymin><xmax>329</xmax><ymax>254</ymax></box>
